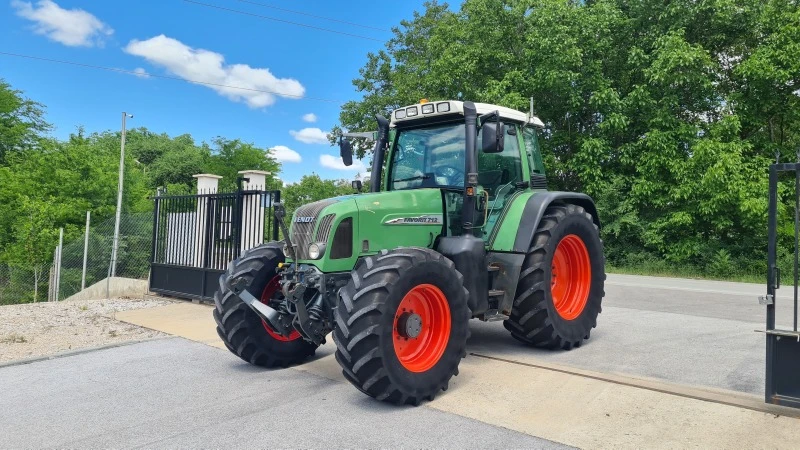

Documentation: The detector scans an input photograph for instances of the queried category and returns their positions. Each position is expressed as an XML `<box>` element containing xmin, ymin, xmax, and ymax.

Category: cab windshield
<box><xmin>389</xmin><ymin>123</ymin><xmax>465</xmax><ymax>190</ymax></box>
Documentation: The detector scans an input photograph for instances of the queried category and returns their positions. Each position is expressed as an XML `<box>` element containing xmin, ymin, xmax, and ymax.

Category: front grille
<box><xmin>290</xmin><ymin>199</ymin><xmax>338</xmax><ymax>259</ymax></box>
<box><xmin>316</xmin><ymin>214</ymin><xmax>336</xmax><ymax>241</ymax></box>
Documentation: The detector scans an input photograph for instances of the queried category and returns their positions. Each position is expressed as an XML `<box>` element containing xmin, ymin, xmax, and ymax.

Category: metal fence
<box><xmin>0</xmin><ymin>212</ymin><xmax>153</xmax><ymax>305</ymax></box>
<box><xmin>149</xmin><ymin>188</ymin><xmax>280</xmax><ymax>300</ymax></box>
<box><xmin>53</xmin><ymin>213</ymin><xmax>152</xmax><ymax>302</ymax></box>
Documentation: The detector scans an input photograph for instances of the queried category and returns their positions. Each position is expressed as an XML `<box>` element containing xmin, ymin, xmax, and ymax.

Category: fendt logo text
<box><xmin>384</xmin><ymin>215</ymin><xmax>443</xmax><ymax>225</ymax></box>
<box><xmin>402</xmin><ymin>217</ymin><xmax>438</xmax><ymax>223</ymax></box>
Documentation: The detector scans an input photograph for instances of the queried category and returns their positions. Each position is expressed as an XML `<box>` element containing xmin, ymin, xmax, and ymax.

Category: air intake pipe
<box><xmin>370</xmin><ymin>114</ymin><xmax>390</xmax><ymax>193</ymax></box>
<box><xmin>461</xmin><ymin>102</ymin><xmax>479</xmax><ymax>236</ymax></box>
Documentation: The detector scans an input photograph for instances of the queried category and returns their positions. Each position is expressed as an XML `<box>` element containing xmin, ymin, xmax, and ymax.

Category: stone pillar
<box><xmin>194</xmin><ymin>174</ymin><xmax>222</xmax><ymax>193</ymax></box>
<box><xmin>192</xmin><ymin>174</ymin><xmax>222</xmax><ymax>267</ymax></box>
<box><xmin>238</xmin><ymin>170</ymin><xmax>271</xmax><ymax>251</ymax></box>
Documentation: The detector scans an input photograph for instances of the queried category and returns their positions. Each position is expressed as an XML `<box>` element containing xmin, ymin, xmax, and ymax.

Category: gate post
<box><xmin>237</xmin><ymin>170</ymin><xmax>271</xmax><ymax>252</ymax></box>
<box><xmin>192</xmin><ymin>174</ymin><xmax>222</xmax><ymax>267</ymax></box>
<box><xmin>762</xmin><ymin>158</ymin><xmax>800</xmax><ymax>409</ymax></box>
<box><xmin>272</xmin><ymin>190</ymin><xmax>281</xmax><ymax>241</ymax></box>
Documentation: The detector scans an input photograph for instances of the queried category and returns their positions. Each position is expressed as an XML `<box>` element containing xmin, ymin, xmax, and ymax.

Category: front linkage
<box><xmin>232</xmin><ymin>203</ymin><xmax>347</xmax><ymax>346</ymax></box>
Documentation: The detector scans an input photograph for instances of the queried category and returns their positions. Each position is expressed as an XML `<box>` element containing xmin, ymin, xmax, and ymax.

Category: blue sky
<box><xmin>0</xmin><ymin>0</ymin><xmax>428</xmax><ymax>184</ymax></box>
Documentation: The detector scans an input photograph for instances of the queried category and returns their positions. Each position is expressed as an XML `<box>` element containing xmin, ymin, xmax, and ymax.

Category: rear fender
<box><xmin>512</xmin><ymin>192</ymin><xmax>600</xmax><ymax>253</ymax></box>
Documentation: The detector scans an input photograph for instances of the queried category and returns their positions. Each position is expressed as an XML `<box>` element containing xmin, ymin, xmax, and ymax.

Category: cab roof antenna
<box><xmin>528</xmin><ymin>97</ymin><xmax>535</xmax><ymax>120</ymax></box>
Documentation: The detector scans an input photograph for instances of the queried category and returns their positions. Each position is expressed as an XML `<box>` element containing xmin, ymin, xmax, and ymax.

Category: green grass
<box><xmin>607</xmin><ymin>264</ymin><xmax>764</xmax><ymax>284</ymax></box>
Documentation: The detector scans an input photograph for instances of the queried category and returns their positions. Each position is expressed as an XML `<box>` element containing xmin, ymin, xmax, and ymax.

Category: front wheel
<box><xmin>504</xmin><ymin>203</ymin><xmax>605</xmax><ymax>349</ymax></box>
<box><xmin>213</xmin><ymin>242</ymin><xmax>318</xmax><ymax>367</ymax></box>
<box><xmin>333</xmin><ymin>248</ymin><xmax>470</xmax><ymax>406</ymax></box>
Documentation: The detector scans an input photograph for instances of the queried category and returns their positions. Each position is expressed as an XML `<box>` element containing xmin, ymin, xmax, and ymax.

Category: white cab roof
<box><xmin>390</xmin><ymin>100</ymin><xmax>545</xmax><ymax>128</ymax></box>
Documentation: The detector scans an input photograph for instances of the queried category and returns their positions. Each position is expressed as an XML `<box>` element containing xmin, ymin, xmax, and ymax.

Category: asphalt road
<box><xmin>0</xmin><ymin>338</ymin><xmax>567</xmax><ymax>449</ymax></box>
<box><xmin>0</xmin><ymin>273</ymin><xmax>791</xmax><ymax>448</ymax></box>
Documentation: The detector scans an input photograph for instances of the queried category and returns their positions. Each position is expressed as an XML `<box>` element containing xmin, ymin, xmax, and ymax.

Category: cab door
<box><xmin>478</xmin><ymin>122</ymin><xmax>528</xmax><ymax>242</ymax></box>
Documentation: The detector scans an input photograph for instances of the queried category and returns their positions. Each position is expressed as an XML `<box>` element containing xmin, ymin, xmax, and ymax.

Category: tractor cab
<box><xmin>339</xmin><ymin>100</ymin><xmax>547</xmax><ymax>242</ymax></box>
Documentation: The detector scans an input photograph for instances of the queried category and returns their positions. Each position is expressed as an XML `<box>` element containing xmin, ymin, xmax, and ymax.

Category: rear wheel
<box><xmin>504</xmin><ymin>204</ymin><xmax>605</xmax><ymax>349</ymax></box>
<box><xmin>333</xmin><ymin>248</ymin><xmax>470</xmax><ymax>405</ymax></box>
<box><xmin>214</xmin><ymin>243</ymin><xmax>317</xmax><ymax>367</ymax></box>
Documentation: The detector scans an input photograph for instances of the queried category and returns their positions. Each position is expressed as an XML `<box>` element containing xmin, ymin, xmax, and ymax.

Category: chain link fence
<box><xmin>0</xmin><ymin>213</ymin><xmax>153</xmax><ymax>305</ymax></box>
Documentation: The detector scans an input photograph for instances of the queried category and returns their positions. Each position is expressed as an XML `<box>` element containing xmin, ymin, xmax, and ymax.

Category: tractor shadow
<box><xmin>217</xmin><ymin>339</ymin><xmax>336</xmax><ymax>374</ymax></box>
<box><xmin>465</xmin><ymin>319</ymin><xmax>601</xmax><ymax>356</ymax></box>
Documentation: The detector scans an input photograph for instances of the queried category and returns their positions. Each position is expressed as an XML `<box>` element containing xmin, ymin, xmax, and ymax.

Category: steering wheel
<box><xmin>435</xmin><ymin>165</ymin><xmax>465</xmax><ymax>185</ymax></box>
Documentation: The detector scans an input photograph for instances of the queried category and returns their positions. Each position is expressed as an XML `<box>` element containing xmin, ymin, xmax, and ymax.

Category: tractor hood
<box><xmin>287</xmin><ymin>189</ymin><xmax>445</xmax><ymax>272</ymax></box>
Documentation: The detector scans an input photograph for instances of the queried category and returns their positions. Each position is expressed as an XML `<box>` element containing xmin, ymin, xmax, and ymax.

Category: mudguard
<box><xmin>512</xmin><ymin>192</ymin><xmax>600</xmax><ymax>253</ymax></box>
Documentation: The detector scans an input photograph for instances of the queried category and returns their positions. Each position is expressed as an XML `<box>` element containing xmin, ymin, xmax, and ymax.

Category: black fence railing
<box><xmin>763</xmin><ymin>158</ymin><xmax>800</xmax><ymax>409</ymax></box>
<box><xmin>149</xmin><ymin>187</ymin><xmax>280</xmax><ymax>300</ymax></box>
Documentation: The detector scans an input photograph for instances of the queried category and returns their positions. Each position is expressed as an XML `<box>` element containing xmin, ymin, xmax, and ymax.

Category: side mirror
<box><xmin>339</xmin><ymin>138</ymin><xmax>353</xmax><ymax>166</ymax></box>
<box><xmin>351</xmin><ymin>179</ymin><xmax>363</xmax><ymax>192</ymax></box>
<box><xmin>481</xmin><ymin>121</ymin><xmax>505</xmax><ymax>153</ymax></box>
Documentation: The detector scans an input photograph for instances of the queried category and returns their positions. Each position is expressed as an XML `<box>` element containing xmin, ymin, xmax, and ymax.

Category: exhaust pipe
<box><xmin>230</xmin><ymin>279</ymin><xmax>293</xmax><ymax>337</ymax></box>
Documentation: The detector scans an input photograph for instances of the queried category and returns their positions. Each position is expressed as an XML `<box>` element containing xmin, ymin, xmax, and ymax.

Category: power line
<box><xmin>0</xmin><ymin>51</ymin><xmax>344</xmax><ymax>104</ymax></box>
<box><xmin>183</xmin><ymin>0</ymin><xmax>384</xmax><ymax>42</ymax></box>
<box><xmin>228</xmin><ymin>0</ymin><xmax>391</xmax><ymax>32</ymax></box>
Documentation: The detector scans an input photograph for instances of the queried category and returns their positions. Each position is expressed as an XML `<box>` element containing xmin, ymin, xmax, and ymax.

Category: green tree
<box><xmin>335</xmin><ymin>0</ymin><xmax>800</xmax><ymax>277</ymax></box>
<box><xmin>2</xmin><ymin>197</ymin><xmax>64</xmax><ymax>302</ymax></box>
<box><xmin>204</xmin><ymin>138</ymin><xmax>281</xmax><ymax>191</ymax></box>
<box><xmin>281</xmin><ymin>174</ymin><xmax>355</xmax><ymax>219</ymax></box>
<box><xmin>0</xmin><ymin>79</ymin><xmax>50</xmax><ymax>163</ymax></box>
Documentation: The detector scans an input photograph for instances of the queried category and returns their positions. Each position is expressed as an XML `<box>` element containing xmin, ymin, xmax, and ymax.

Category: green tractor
<box><xmin>214</xmin><ymin>100</ymin><xmax>605</xmax><ymax>405</ymax></box>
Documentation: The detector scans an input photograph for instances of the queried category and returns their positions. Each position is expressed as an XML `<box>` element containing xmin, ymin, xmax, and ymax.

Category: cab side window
<box><xmin>522</xmin><ymin>126</ymin><xmax>544</xmax><ymax>175</ymax></box>
<box><xmin>478</xmin><ymin>123</ymin><xmax>523</xmax><ymax>198</ymax></box>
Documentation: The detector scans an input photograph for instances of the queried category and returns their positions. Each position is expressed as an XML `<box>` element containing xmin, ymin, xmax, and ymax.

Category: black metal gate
<box><xmin>763</xmin><ymin>157</ymin><xmax>800</xmax><ymax>409</ymax></box>
<box><xmin>149</xmin><ymin>187</ymin><xmax>280</xmax><ymax>300</ymax></box>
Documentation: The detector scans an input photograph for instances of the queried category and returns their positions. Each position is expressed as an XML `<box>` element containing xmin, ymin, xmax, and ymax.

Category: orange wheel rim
<box><xmin>392</xmin><ymin>284</ymin><xmax>451</xmax><ymax>373</ymax></box>
<box><xmin>551</xmin><ymin>234</ymin><xmax>591</xmax><ymax>320</ymax></box>
<box><xmin>260</xmin><ymin>275</ymin><xmax>301</xmax><ymax>342</ymax></box>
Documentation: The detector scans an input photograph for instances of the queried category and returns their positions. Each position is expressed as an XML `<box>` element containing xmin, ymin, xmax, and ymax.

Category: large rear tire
<box><xmin>333</xmin><ymin>248</ymin><xmax>470</xmax><ymax>406</ymax></box>
<box><xmin>503</xmin><ymin>203</ymin><xmax>605</xmax><ymax>349</ymax></box>
<box><xmin>214</xmin><ymin>242</ymin><xmax>318</xmax><ymax>367</ymax></box>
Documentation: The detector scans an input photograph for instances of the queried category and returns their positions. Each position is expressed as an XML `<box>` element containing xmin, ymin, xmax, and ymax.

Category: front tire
<box><xmin>214</xmin><ymin>242</ymin><xmax>318</xmax><ymax>367</ymax></box>
<box><xmin>504</xmin><ymin>203</ymin><xmax>605</xmax><ymax>349</ymax></box>
<box><xmin>333</xmin><ymin>248</ymin><xmax>470</xmax><ymax>406</ymax></box>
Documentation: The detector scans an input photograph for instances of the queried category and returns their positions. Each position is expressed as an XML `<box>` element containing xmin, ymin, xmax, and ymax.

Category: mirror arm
<box><xmin>478</xmin><ymin>110</ymin><xmax>500</xmax><ymax>127</ymax></box>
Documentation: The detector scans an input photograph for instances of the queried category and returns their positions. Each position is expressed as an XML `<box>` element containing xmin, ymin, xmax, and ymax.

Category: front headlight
<box><xmin>308</xmin><ymin>242</ymin><xmax>326</xmax><ymax>259</ymax></box>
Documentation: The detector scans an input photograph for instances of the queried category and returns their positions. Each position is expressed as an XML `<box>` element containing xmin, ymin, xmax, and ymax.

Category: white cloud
<box><xmin>12</xmin><ymin>0</ymin><xmax>113</xmax><ymax>47</ymax></box>
<box><xmin>302</xmin><ymin>113</ymin><xmax>317</xmax><ymax>123</ymax></box>
<box><xmin>124</xmin><ymin>35</ymin><xmax>305</xmax><ymax>108</ymax></box>
<box><xmin>269</xmin><ymin>145</ymin><xmax>301</xmax><ymax>163</ymax></box>
<box><xmin>290</xmin><ymin>127</ymin><xmax>329</xmax><ymax>144</ymax></box>
<box><xmin>320</xmin><ymin>154</ymin><xmax>367</xmax><ymax>172</ymax></box>
<box><xmin>133</xmin><ymin>67</ymin><xmax>150</xmax><ymax>79</ymax></box>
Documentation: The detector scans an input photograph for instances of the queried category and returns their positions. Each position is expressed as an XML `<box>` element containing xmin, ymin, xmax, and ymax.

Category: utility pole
<box><xmin>110</xmin><ymin>112</ymin><xmax>133</xmax><ymax>277</ymax></box>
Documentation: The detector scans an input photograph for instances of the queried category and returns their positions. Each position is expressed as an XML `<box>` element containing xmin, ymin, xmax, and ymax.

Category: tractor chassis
<box><xmin>233</xmin><ymin>264</ymin><xmax>350</xmax><ymax>346</ymax></box>
<box><xmin>233</xmin><ymin>248</ymin><xmax>530</xmax><ymax>344</ymax></box>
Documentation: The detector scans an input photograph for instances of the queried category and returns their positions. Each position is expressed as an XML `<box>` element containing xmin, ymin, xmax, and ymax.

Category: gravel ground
<box><xmin>0</xmin><ymin>297</ymin><xmax>174</xmax><ymax>363</ymax></box>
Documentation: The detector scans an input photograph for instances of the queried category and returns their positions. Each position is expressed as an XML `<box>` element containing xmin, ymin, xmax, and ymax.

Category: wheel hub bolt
<box><xmin>397</xmin><ymin>312</ymin><xmax>423</xmax><ymax>339</ymax></box>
